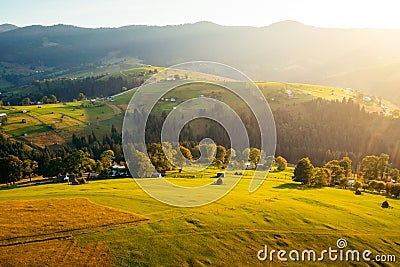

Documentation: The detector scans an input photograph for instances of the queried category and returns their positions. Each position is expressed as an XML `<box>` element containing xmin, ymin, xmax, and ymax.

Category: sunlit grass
<box><xmin>1</xmin><ymin>168</ymin><xmax>399</xmax><ymax>266</ymax></box>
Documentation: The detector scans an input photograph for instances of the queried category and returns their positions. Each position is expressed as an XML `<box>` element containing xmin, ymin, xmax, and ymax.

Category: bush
<box><xmin>353</xmin><ymin>180</ymin><xmax>363</xmax><ymax>190</ymax></box>
<box><xmin>375</xmin><ymin>181</ymin><xmax>386</xmax><ymax>192</ymax></box>
<box><xmin>390</xmin><ymin>183</ymin><xmax>400</xmax><ymax>197</ymax></box>
<box><xmin>275</xmin><ymin>156</ymin><xmax>287</xmax><ymax>171</ymax></box>
<box><xmin>368</xmin><ymin>180</ymin><xmax>378</xmax><ymax>191</ymax></box>
<box><xmin>386</xmin><ymin>182</ymin><xmax>393</xmax><ymax>194</ymax></box>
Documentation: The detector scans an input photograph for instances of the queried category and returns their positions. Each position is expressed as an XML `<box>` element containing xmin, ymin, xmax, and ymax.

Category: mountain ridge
<box><xmin>1</xmin><ymin>21</ymin><xmax>400</xmax><ymax>101</ymax></box>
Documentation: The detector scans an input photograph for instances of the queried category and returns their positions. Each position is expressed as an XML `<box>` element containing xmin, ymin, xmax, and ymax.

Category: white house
<box><xmin>0</xmin><ymin>113</ymin><xmax>6</xmax><ymax>117</ymax></box>
<box><xmin>364</xmin><ymin>96</ymin><xmax>372</xmax><ymax>102</ymax></box>
<box><xmin>242</xmin><ymin>162</ymin><xmax>252</xmax><ymax>170</ymax></box>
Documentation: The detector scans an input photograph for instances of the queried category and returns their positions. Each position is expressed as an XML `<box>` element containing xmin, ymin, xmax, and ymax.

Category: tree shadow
<box><xmin>0</xmin><ymin>184</ymin><xmax>17</xmax><ymax>191</ymax></box>
<box><xmin>273</xmin><ymin>183</ymin><xmax>324</xmax><ymax>190</ymax></box>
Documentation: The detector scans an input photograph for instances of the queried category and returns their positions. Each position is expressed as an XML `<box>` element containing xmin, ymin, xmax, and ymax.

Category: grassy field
<box><xmin>0</xmin><ymin>101</ymin><xmax>122</xmax><ymax>147</ymax></box>
<box><xmin>1</xmin><ymin>168</ymin><xmax>399</xmax><ymax>266</ymax></box>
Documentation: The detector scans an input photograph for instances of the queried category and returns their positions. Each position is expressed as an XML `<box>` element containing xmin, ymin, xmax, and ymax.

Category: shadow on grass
<box><xmin>273</xmin><ymin>183</ymin><xmax>324</xmax><ymax>190</ymax></box>
<box><xmin>0</xmin><ymin>184</ymin><xmax>18</xmax><ymax>191</ymax></box>
<box><xmin>353</xmin><ymin>189</ymin><xmax>400</xmax><ymax>200</ymax></box>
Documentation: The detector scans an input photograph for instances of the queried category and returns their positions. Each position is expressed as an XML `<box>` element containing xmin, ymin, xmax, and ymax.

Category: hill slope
<box><xmin>1</xmin><ymin>21</ymin><xmax>400</xmax><ymax>101</ymax></box>
<box><xmin>0</xmin><ymin>171</ymin><xmax>399</xmax><ymax>266</ymax></box>
<box><xmin>0</xmin><ymin>23</ymin><xmax>18</xmax><ymax>32</ymax></box>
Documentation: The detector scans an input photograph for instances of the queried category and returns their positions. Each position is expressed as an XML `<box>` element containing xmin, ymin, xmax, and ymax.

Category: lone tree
<box><xmin>22</xmin><ymin>97</ymin><xmax>31</xmax><ymax>105</ymax></box>
<box><xmin>311</xmin><ymin>167</ymin><xmax>331</xmax><ymax>187</ymax></box>
<box><xmin>0</xmin><ymin>155</ymin><xmax>23</xmax><ymax>184</ymax></box>
<box><xmin>293</xmin><ymin>157</ymin><xmax>314</xmax><ymax>185</ymax></box>
<box><xmin>49</xmin><ymin>94</ymin><xmax>57</xmax><ymax>104</ymax></box>
<box><xmin>224</xmin><ymin>148</ymin><xmax>236</xmax><ymax>165</ymax></box>
<box><xmin>248</xmin><ymin>148</ymin><xmax>261</xmax><ymax>166</ymax></box>
<box><xmin>65</xmin><ymin>150</ymin><xmax>92</xmax><ymax>177</ymax></box>
<box><xmin>100</xmin><ymin>150</ymin><xmax>115</xmax><ymax>173</ymax></box>
<box><xmin>174</xmin><ymin>145</ymin><xmax>193</xmax><ymax>168</ymax></box>
<box><xmin>391</xmin><ymin>168</ymin><xmax>400</xmax><ymax>182</ymax></box>
<box><xmin>275</xmin><ymin>156</ymin><xmax>287</xmax><ymax>171</ymax></box>
<box><xmin>339</xmin><ymin>157</ymin><xmax>352</xmax><ymax>177</ymax></box>
<box><xmin>77</xmin><ymin>93</ymin><xmax>86</xmax><ymax>101</ymax></box>
<box><xmin>324</xmin><ymin>160</ymin><xmax>345</xmax><ymax>186</ymax></box>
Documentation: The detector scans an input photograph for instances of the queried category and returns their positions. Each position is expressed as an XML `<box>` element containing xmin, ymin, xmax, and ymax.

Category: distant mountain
<box><xmin>0</xmin><ymin>23</ymin><xmax>18</xmax><ymax>32</ymax></box>
<box><xmin>1</xmin><ymin>21</ymin><xmax>400</xmax><ymax>101</ymax></box>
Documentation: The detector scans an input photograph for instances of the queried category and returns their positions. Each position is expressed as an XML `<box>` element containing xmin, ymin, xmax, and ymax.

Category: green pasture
<box><xmin>1</xmin><ymin>168</ymin><xmax>399</xmax><ymax>266</ymax></box>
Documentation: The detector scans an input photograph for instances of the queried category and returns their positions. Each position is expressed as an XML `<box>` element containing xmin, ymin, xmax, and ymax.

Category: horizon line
<box><xmin>2</xmin><ymin>20</ymin><xmax>400</xmax><ymax>31</ymax></box>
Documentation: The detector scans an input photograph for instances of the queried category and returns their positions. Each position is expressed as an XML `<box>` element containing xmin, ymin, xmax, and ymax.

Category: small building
<box><xmin>21</xmin><ymin>110</ymin><xmax>27</xmax><ymax>113</ymax></box>
<box><xmin>68</xmin><ymin>174</ymin><xmax>79</xmax><ymax>185</ymax></box>
<box><xmin>0</xmin><ymin>113</ymin><xmax>6</xmax><ymax>117</ymax></box>
<box><xmin>242</xmin><ymin>162</ymin><xmax>253</xmax><ymax>170</ymax></box>
<box><xmin>364</xmin><ymin>96</ymin><xmax>372</xmax><ymax>102</ymax></box>
<box><xmin>110</xmin><ymin>165</ymin><xmax>129</xmax><ymax>177</ymax></box>
<box><xmin>151</xmin><ymin>172</ymin><xmax>162</xmax><ymax>178</ymax></box>
<box><xmin>216</xmin><ymin>172</ymin><xmax>225</xmax><ymax>178</ymax></box>
<box><xmin>57</xmin><ymin>175</ymin><xmax>69</xmax><ymax>183</ymax></box>
<box><xmin>21</xmin><ymin>119</ymin><xmax>27</xmax><ymax>124</ymax></box>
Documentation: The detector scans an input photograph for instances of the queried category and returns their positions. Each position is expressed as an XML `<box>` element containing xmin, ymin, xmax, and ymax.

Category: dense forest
<box><xmin>141</xmin><ymin>97</ymin><xmax>400</xmax><ymax>168</ymax></box>
<box><xmin>1</xmin><ymin>72</ymin><xmax>148</xmax><ymax>105</ymax></box>
<box><xmin>2</xmin><ymin>96</ymin><xmax>400</xmax><ymax>185</ymax></box>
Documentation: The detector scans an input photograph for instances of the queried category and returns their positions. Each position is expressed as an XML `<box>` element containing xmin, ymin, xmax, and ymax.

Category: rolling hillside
<box><xmin>1</xmin><ymin>68</ymin><xmax>396</xmax><ymax>149</ymax></box>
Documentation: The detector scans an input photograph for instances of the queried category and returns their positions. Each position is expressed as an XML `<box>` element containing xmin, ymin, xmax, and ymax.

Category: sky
<box><xmin>1</xmin><ymin>0</ymin><xmax>400</xmax><ymax>29</ymax></box>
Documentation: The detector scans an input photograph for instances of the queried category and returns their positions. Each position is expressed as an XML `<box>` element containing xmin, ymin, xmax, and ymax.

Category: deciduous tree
<box><xmin>293</xmin><ymin>157</ymin><xmax>314</xmax><ymax>185</ymax></box>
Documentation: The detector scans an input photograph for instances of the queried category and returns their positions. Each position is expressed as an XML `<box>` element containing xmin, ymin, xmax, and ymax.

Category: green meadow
<box><xmin>1</xmin><ymin>168</ymin><xmax>399</xmax><ymax>266</ymax></box>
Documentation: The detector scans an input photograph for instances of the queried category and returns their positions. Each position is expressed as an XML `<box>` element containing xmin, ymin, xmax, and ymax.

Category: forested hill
<box><xmin>274</xmin><ymin>98</ymin><xmax>400</xmax><ymax>167</ymax></box>
<box><xmin>1</xmin><ymin>96</ymin><xmax>400</xmax><ymax>183</ymax></box>
<box><xmin>2</xmin><ymin>21</ymin><xmax>400</xmax><ymax>102</ymax></box>
<box><xmin>141</xmin><ymin>97</ymin><xmax>400</xmax><ymax>168</ymax></box>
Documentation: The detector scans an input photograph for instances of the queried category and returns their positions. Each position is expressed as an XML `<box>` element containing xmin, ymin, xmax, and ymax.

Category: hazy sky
<box><xmin>1</xmin><ymin>0</ymin><xmax>400</xmax><ymax>29</ymax></box>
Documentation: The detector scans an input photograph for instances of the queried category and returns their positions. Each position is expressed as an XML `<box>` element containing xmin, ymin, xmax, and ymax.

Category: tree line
<box><xmin>293</xmin><ymin>153</ymin><xmax>400</xmax><ymax>197</ymax></box>
<box><xmin>1</xmin><ymin>71</ymin><xmax>151</xmax><ymax>105</ymax></box>
<box><xmin>133</xmin><ymin>97</ymin><xmax>400</xmax><ymax>169</ymax></box>
<box><xmin>0</xmin><ymin>124</ymin><xmax>272</xmax><ymax>183</ymax></box>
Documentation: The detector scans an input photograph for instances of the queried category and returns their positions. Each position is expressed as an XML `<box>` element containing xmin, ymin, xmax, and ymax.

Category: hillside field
<box><xmin>1</xmin><ymin>168</ymin><xmax>399</xmax><ymax>266</ymax></box>
<box><xmin>1</xmin><ymin>76</ymin><xmax>397</xmax><ymax>148</ymax></box>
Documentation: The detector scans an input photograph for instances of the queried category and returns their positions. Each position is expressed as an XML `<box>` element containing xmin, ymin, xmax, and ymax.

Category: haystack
<box><xmin>381</xmin><ymin>200</ymin><xmax>389</xmax><ymax>208</ymax></box>
<box><xmin>213</xmin><ymin>177</ymin><xmax>224</xmax><ymax>185</ymax></box>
